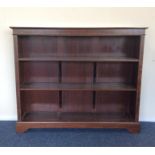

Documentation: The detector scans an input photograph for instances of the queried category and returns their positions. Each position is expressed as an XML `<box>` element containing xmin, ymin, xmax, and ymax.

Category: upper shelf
<box><xmin>18</xmin><ymin>56</ymin><xmax>139</xmax><ymax>62</ymax></box>
<box><xmin>20</xmin><ymin>82</ymin><xmax>136</xmax><ymax>91</ymax></box>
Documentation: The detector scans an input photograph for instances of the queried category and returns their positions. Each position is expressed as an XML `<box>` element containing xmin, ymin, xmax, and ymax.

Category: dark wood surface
<box><xmin>16</xmin><ymin>121</ymin><xmax>140</xmax><ymax>133</ymax></box>
<box><xmin>19</xmin><ymin>57</ymin><xmax>139</xmax><ymax>62</ymax></box>
<box><xmin>23</xmin><ymin>112</ymin><xmax>134</xmax><ymax>122</ymax></box>
<box><xmin>13</xmin><ymin>35</ymin><xmax>22</xmax><ymax>121</ymax></box>
<box><xmin>18</xmin><ymin>36</ymin><xmax>140</xmax><ymax>58</ymax></box>
<box><xmin>11</xmin><ymin>27</ymin><xmax>146</xmax><ymax>133</ymax></box>
<box><xmin>20</xmin><ymin>82</ymin><xmax>136</xmax><ymax>91</ymax></box>
<box><xmin>10</xmin><ymin>27</ymin><xmax>146</xmax><ymax>36</ymax></box>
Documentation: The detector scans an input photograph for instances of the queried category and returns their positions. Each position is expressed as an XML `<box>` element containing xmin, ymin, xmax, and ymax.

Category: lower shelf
<box><xmin>16</xmin><ymin>112</ymin><xmax>140</xmax><ymax>133</ymax></box>
<box><xmin>22</xmin><ymin>111</ymin><xmax>134</xmax><ymax>122</ymax></box>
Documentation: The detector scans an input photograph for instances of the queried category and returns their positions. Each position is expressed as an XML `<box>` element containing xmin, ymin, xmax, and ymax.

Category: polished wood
<box><xmin>96</xmin><ymin>62</ymin><xmax>138</xmax><ymax>85</ymax></box>
<box><xmin>20</xmin><ymin>91</ymin><xmax>59</xmax><ymax>115</ymax></box>
<box><xmin>16</xmin><ymin>121</ymin><xmax>140</xmax><ymax>133</ymax></box>
<box><xmin>62</xmin><ymin>91</ymin><xmax>93</xmax><ymax>112</ymax></box>
<box><xmin>22</xmin><ymin>112</ymin><xmax>133</xmax><ymax>122</ymax></box>
<box><xmin>17</xmin><ymin>36</ymin><xmax>140</xmax><ymax>58</ymax></box>
<box><xmin>20</xmin><ymin>83</ymin><xmax>136</xmax><ymax>91</ymax></box>
<box><xmin>11</xmin><ymin>27</ymin><xmax>146</xmax><ymax>133</ymax></box>
<box><xmin>13</xmin><ymin>35</ymin><xmax>22</xmax><ymax>121</ymax></box>
<box><xmin>10</xmin><ymin>27</ymin><xmax>146</xmax><ymax>36</ymax></box>
<box><xmin>135</xmin><ymin>35</ymin><xmax>145</xmax><ymax>121</ymax></box>
<box><xmin>18</xmin><ymin>57</ymin><xmax>139</xmax><ymax>62</ymax></box>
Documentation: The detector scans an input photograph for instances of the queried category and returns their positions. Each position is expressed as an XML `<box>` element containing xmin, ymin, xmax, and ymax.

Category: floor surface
<box><xmin>0</xmin><ymin>122</ymin><xmax>154</xmax><ymax>146</ymax></box>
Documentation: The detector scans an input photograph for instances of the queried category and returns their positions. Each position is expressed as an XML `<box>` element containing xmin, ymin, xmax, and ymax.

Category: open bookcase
<box><xmin>11</xmin><ymin>27</ymin><xmax>146</xmax><ymax>133</ymax></box>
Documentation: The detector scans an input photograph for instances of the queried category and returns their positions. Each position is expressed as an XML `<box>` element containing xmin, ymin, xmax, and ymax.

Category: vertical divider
<box><xmin>93</xmin><ymin>91</ymin><xmax>96</xmax><ymax>110</ymax></box>
<box><xmin>93</xmin><ymin>62</ymin><xmax>96</xmax><ymax>110</ymax></box>
<box><xmin>59</xmin><ymin>61</ymin><xmax>62</xmax><ymax>109</ymax></box>
<box><xmin>59</xmin><ymin>91</ymin><xmax>62</xmax><ymax>109</ymax></box>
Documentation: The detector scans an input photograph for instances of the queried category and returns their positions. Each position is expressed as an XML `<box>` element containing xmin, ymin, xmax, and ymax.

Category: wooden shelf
<box><xmin>20</xmin><ymin>82</ymin><xmax>136</xmax><ymax>91</ymax></box>
<box><xmin>19</xmin><ymin>56</ymin><xmax>139</xmax><ymax>62</ymax></box>
<box><xmin>23</xmin><ymin>111</ymin><xmax>134</xmax><ymax>122</ymax></box>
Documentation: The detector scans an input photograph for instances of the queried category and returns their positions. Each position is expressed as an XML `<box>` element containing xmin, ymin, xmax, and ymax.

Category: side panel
<box><xmin>13</xmin><ymin>35</ymin><xmax>21</xmax><ymax>120</ymax></box>
<box><xmin>135</xmin><ymin>35</ymin><xmax>145</xmax><ymax>121</ymax></box>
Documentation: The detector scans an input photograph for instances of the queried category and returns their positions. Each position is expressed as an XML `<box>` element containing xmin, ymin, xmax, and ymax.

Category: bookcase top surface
<box><xmin>10</xmin><ymin>26</ymin><xmax>147</xmax><ymax>29</ymax></box>
<box><xmin>10</xmin><ymin>27</ymin><xmax>147</xmax><ymax>36</ymax></box>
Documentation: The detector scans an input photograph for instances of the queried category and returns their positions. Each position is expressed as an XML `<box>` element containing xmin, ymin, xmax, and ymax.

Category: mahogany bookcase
<box><xmin>11</xmin><ymin>27</ymin><xmax>146</xmax><ymax>133</ymax></box>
